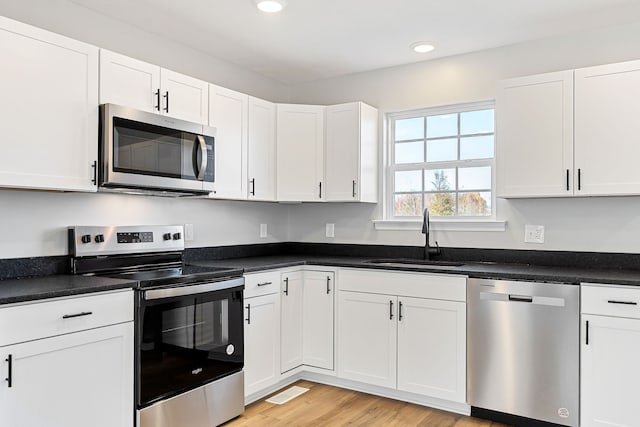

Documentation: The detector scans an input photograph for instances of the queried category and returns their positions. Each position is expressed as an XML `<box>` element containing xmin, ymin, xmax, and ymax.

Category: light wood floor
<box><xmin>224</xmin><ymin>381</ymin><xmax>511</xmax><ymax>426</ymax></box>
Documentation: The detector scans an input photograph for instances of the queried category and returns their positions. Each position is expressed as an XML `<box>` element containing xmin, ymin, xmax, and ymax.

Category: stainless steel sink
<box><xmin>364</xmin><ymin>259</ymin><xmax>464</xmax><ymax>267</ymax></box>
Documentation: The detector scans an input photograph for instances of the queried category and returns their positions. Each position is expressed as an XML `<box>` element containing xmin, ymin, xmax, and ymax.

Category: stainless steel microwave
<box><xmin>99</xmin><ymin>104</ymin><xmax>215</xmax><ymax>196</ymax></box>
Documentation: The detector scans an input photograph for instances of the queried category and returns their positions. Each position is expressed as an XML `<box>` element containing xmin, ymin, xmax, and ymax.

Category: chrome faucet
<box><xmin>422</xmin><ymin>208</ymin><xmax>441</xmax><ymax>260</ymax></box>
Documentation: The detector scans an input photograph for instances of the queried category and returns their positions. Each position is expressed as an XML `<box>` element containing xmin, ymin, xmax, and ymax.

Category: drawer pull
<box><xmin>62</xmin><ymin>311</ymin><xmax>93</xmax><ymax>319</ymax></box>
<box><xmin>257</xmin><ymin>282</ymin><xmax>272</xmax><ymax>287</ymax></box>
<box><xmin>607</xmin><ymin>300</ymin><xmax>638</xmax><ymax>306</ymax></box>
<box><xmin>5</xmin><ymin>354</ymin><xmax>12</xmax><ymax>388</ymax></box>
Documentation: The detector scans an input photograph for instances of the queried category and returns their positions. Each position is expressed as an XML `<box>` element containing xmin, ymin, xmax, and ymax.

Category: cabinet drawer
<box><xmin>0</xmin><ymin>290</ymin><xmax>134</xmax><ymax>346</ymax></box>
<box><xmin>338</xmin><ymin>268</ymin><xmax>466</xmax><ymax>302</ymax></box>
<box><xmin>244</xmin><ymin>271</ymin><xmax>280</xmax><ymax>298</ymax></box>
<box><xmin>582</xmin><ymin>284</ymin><xmax>640</xmax><ymax>318</ymax></box>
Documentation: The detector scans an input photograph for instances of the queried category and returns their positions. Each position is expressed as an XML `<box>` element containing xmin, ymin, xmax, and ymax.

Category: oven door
<box><xmin>136</xmin><ymin>278</ymin><xmax>243</xmax><ymax>408</ymax></box>
<box><xmin>101</xmin><ymin>104</ymin><xmax>215</xmax><ymax>193</ymax></box>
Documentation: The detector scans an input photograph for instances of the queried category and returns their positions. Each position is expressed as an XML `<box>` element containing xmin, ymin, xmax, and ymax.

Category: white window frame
<box><xmin>375</xmin><ymin>100</ymin><xmax>506</xmax><ymax>232</ymax></box>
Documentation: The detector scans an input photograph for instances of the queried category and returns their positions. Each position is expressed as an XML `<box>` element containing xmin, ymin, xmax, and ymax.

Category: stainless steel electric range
<box><xmin>69</xmin><ymin>225</ymin><xmax>245</xmax><ymax>427</ymax></box>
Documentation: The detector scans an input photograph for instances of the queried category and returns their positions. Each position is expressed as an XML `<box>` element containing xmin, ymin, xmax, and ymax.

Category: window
<box><xmin>388</xmin><ymin>102</ymin><xmax>495</xmax><ymax>219</ymax></box>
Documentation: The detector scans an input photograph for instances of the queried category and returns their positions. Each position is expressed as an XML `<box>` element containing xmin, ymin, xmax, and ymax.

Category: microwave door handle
<box><xmin>195</xmin><ymin>135</ymin><xmax>207</xmax><ymax>180</ymax></box>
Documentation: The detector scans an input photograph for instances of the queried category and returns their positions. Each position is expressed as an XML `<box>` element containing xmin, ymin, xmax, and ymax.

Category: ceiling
<box><xmin>71</xmin><ymin>0</ymin><xmax>640</xmax><ymax>84</ymax></box>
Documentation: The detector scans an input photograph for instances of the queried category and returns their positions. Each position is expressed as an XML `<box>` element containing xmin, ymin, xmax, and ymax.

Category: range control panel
<box><xmin>69</xmin><ymin>225</ymin><xmax>184</xmax><ymax>257</ymax></box>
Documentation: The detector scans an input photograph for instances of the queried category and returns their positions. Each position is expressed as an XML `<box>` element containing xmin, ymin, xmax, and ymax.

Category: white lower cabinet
<box><xmin>337</xmin><ymin>269</ymin><xmax>466</xmax><ymax>403</ymax></box>
<box><xmin>244</xmin><ymin>293</ymin><xmax>281</xmax><ymax>397</ymax></box>
<box><xmin>0</xmin><ymin>290</ymin><xmax>134</xmax><ymax>427</ymax></box>
<box><xmin>280</xmin><ymin>271</ymin><xmax>304</xmax><ymax>373</ymax></box>
<box><xmin>302</xmin><ymin>271</ymin><xmax>335</xmax><ymax>370</ymax></box>
<box><xmin>396</xmin><ymin>297</ymin><xmax>466</xmax><ymax>402</ymax></box>
<box><xmin>243</xmin><ymin>271</ymin><xmax>281</xmax><ymax>398</ymax></box>
<box><xmin>337</xmin><ymin>291</ymin><xmax>397</xmax><ymax>388</ymax></box>
<box><xmin>581</xmin><ymin>285</ymin><xmax>640</xmax><ymax>427</ymax></box>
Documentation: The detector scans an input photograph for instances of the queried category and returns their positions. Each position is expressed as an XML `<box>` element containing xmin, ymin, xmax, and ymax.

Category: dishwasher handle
<box><xmin>508</xmin><ymin>294</ymin><xmax>533</xmax><ymax>303</ymax></box>
<box><xmin>479</xmin><ymin>291</ymin><xmax>566</xmax><ymax>307</ymax></box>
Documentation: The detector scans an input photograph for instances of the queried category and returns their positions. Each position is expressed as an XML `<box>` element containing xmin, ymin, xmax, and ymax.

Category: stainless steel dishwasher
<box><xmin>467</xmin><ymin>278</ymin><xmax>579</xmax><ymax>427</ymax></box>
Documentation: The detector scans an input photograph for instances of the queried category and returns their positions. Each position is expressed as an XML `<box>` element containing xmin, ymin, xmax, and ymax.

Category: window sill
<box><xmin>372</xmin><ymin>219</ymin><xmax>506</xmax><ymax>232</ymax></box>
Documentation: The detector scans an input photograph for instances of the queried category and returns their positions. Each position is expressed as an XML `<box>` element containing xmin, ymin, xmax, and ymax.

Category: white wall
<box><xmin>287</xmin><ymin>21</ymin><xmax>640</xmax><ymax>253</ymax></box>
<box><xmin>0</xmin><ymin>0</ymin><xmax>289</xmax><ymax>101</ymax></box>
<box><xmin>0</xmin><ymin>191</ymin><xmax>290</xmax><ymax>259</ymax></box>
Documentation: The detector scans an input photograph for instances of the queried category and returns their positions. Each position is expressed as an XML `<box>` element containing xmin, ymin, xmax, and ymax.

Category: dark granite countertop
<box><xmin>0</xmin><ymin>275</ymin><xmax>137</xmax><ymax>305</ymax></box>
<box><xmin>189</xmin><ymin>255</ymin><xmax>640</xmax><ymax>286</ymax></box>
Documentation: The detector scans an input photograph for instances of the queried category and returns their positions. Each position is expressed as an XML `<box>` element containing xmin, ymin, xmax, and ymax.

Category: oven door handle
<box><xmin>143</xmin><ymin>278</ymin><xmax>244</xmax><ymax>300</ymax></box>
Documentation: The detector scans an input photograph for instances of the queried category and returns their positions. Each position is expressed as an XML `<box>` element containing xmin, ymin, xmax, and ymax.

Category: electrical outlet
<box><xmin>260</xmin><ymin>224</ymin><xmax>268</xmax><ymax>238</ymax></box>
<box><xmin>326</xmin><ymin>223</ymin><xmax>335</xmax><ymax>238</ymax></box>
<box><xmin>524</xmin><ymin>224</ymin><xmax>545</xmax><ymax>244</ymax></box>
<box><xmin>184</xmin><ymin>224</ymin><xmax>195</xmax><ymax>241</ymax></box>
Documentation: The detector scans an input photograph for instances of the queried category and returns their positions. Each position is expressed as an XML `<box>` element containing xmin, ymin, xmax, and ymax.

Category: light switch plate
<box><xmin>184</xmin><ymin>224</ymin><xmax>195</xmax><ymax>241</ymax></box>
<box><xmin>326</xmin><ymin>223</ymin><xmax>335</xmax><ymax>238</ymax></box>
<box><xmin>524</xmin><ymin>224</ymin><xmax>545</xmax><ymax>244</ymax></box>
<box><xmin>260</xmin><ymin>223</ymin><xmax>268</xmax><ymax>238</ymax></box>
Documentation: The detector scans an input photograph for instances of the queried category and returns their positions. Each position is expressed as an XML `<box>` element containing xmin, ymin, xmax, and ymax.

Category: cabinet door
<box><xmin>0</xmin><ymin>16</ymin><xmax>98</xmax><ymax>192</ymax></box>
<box><xmin>397</xmin><ymin>297</ymin><xmax>466</xmax><ymax>402</ymax></box>
<box><xmin>325</xmin><ymin>103</ymin><xmax>360</xmax><ymax>201</ymax></box>
<box><xmin>248</xmin><ymin>96</ymin><xmax>276</xmax><ymax>201</ymax></box>
<box><xmin>244</xmin><ymin>293</ymin><xmax>280</xmax><ymax>398</ymax></box>
<box><xmin>496</xmin><ymin>71</ymin><xmax>574</xmax><ymax>198</ymax></box>
<box><xmin>581</xmin><ymin>314</ymin><xmax>640</xmax><ymax>427</ymax></box>
<box><xmin>303</xmin><ymin>271</ymin><xmax>334</xmax><ymax>370</ymax></box>
<box><xmin>575</xmin><ymin>60</ymin><xmax>640</xmax><ymax>196</ymax></box>
<box><xmin>0</xmin><ymin>323</ymin><xmax>133</xmax><ymax>427</ymax></box>
<box><xmin>325</xmin><ymin>102</ymin><xmax>378</xmax><ymax>203</ymax></box>
<box><xmin>160</xmin><ymin>68</ymin><xmax>208</xmax><ymax>124</ymax></box>
<box><xmin>99</xmin><ymin>49</ymin><xmax>160</xmax><ymax>113</ymax></box>
<box><xmin>280</xmin><ymin>271</ymin><xmax>304</xmax><ymax>372</ymax></box>
<box><xmin>276</xmin><ymin>104</ymin><xmax>325</xmax><ymax>201</ymax></box>
<box><xmin>337</xmin><ymin>291</ymin><xmax>397</xmax><ymax>388</ymax></box>
<box><xmin>209</xmin><ymin>84</ymin><xmax>248</xmax><ymax>199</ymax></box>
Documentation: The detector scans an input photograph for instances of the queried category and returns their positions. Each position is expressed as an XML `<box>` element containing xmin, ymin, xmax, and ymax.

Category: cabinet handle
<box><xmin>566</xmin><ymin>169</ymin><xmax>569</xmax><ymax>191</ymax></box>
<box><xmin>326</xmin><ymin>276</ymin><xmax>331</xmax><ymax>294</ymax></box>
<box><xmin>257</xmin><ymin>281</ymin><xmax>272</xmax><ymax>287</ymax></box>
<box><xmin>283</xmin><ymin>277</ymin><xmax>289</xmax><ymax>296</ymax></box>
<box><xmin>245</xmin><ymin>303</ymin><xmax>251</xmax><ymax>325</ymax></box>
<box><xmin>352</xmin><ymin>180</ymin><xmax>356</xmax><ymax>198</ymax></box>
<box><xmin>578</xmin><ymin>168</ymin><xmax>581</xmax><ymax>191</ymax></box>
<box><xmin>163</xmin><ymin>91</ymin><xmax>169</xmax><ymax>113</ymax></box>
<box><xmin>319</xmin><ymin>182</ymin><xmax>322</xmax><ymax>199</ymax></box>
<box><xmin>154</xmin><ymin>89</ymin><xmax>161</xmax><ymax>111</ymax></box>
<box><xmin>398</xmin><ymin>301</ymin><xmax>403</xmax><ymax>321</ymax></box>
<box><xmin>389</xmin><ymin>300</ymin><xmax>394</xmax><ymax>320</ymax></box>
<box><xmin>62</xmin><ymin>311</ymin><xmax>93</xmax><ymax>319</ymax></box>
<box><xmin>250</xmin><ymin>178</ymin><xmax>256</xmax><ymax>196</ymax></box>
<box><xmin>5</xmin><ymin>354</ymin><xmax>12</xmax><ymax>388</ymax></box>
<box><xmin>585</xmin><ymin>320</ymin><xmax>589</xmax><ymax>345</ymax></box>
<box><xmin>91</xmin><ymin>160</ymin><xmax>97</xmax><ymax>185</ymax></box>
<box><xmin>607</xmin><ymin>300</ymin><xmax>638</xmax><ymax>305</ymax></box>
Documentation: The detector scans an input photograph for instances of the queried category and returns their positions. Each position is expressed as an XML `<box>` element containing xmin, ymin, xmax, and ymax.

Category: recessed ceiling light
<box><xmin>254</xmin><ymin>0</ymin><xmax>287</xmax><ymax>13</ymax></box>
<box><xmin>411</xmin><ymin>42</ymin><xmax>435</xmax><ymax>53</ymax></box>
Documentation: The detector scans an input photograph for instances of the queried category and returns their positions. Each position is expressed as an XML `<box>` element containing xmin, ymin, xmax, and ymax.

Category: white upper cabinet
<box><xmin>247</xmin><ymin>97</ymin><xmax>276</xmax><ymax>201</ymax></box>
<box><xmin>575</xmin><ymin>60</ymin><xmax>640</xmax><ymax>196</ymax></box>
<box><xmin>276</xmin><ymin>104</ymin><xmax>325</xmax><ymax>201</ymax></box>
<box><xmin>208</xmin><ymin>84</ymin><xmax>248</xmax><ymax>200</ymax></box>
<box><xmin>99</xmin><ymin>49</ymin><xmax>160</xmax><ymax>113</ymax></box>
<box><xmin>160</xmin><ymin>69</ymin><xmax>208</xmax><ymax>125</ymax></box>
<box><xmin>0</xmin><ymin>16</ymin><xmax>98</xmax><ymax>192</ymax></box>
<box><xmin>325</xmin><ymin>102</ymin><xmax>378</xmax><ymax>202</ymax></box>
<box><xmin>496</xmin><ymin>71</ymin><xmax>574</xmax><ymax>198</ymax></box>
<box><xmin>100</xmin><ymin>49</ymin><xmax>208</xmax><ymax>125</ymax></box>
